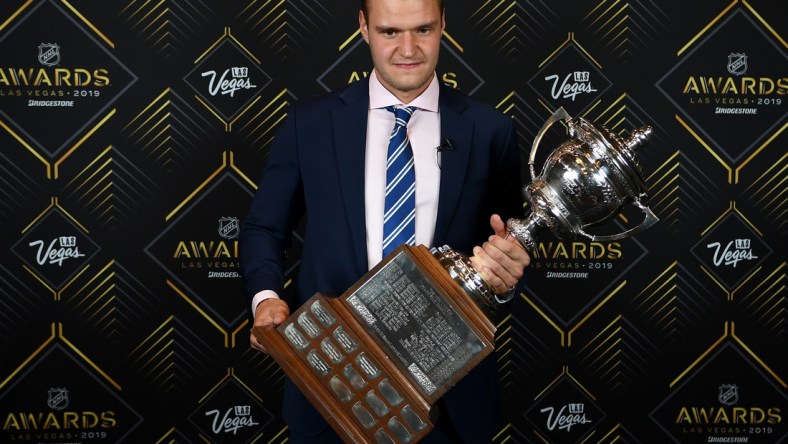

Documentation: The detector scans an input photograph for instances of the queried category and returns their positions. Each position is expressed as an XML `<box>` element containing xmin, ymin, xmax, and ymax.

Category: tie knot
<box><xmin>386</xmin><ymin>106</ymin><xmax>416</xmax><ymax>127</ymax></box>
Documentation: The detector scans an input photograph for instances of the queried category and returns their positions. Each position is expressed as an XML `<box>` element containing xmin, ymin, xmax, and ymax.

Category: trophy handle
<box><xmin>578</xmin><ymin>199</ymin><xmax>660</xmax><ymax>242</ymax></box>
<box><xmin>529</xmin><ymin>107</ymin><xmax>572</xmax><ymax>181</ymax></box>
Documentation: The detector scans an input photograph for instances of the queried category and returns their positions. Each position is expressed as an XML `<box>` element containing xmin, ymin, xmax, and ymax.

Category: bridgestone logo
<box><xmin>546</xmin><ymin>272</ymin><xmax>589</xmax><ymax>278</ymax></box>
<box><xmin>707</xmin><ymin>437</ymin><xmax>749</xmax><ymax>443</ymax></box>
<box><xmin>715</xmin><ymin>107</ymin><xmax>757</xmax><ymax>114</ymax></box>
<box><xmin>207</xmin><ymin>271</ymin><xmax>238</xmax><ymax>278</ymax></box>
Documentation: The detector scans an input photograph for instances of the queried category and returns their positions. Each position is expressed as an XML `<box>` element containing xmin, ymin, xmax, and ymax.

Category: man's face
<box><xmin>359</xmin><ymin>0</ymin><xmax>444</xmax><ymax>103</ymax></box>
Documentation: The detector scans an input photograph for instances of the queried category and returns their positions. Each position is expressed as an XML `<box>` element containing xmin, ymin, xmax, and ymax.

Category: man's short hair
<box><xmin>360</xmin><ymin>0</ymin><xmax>445</xmax><ymax>20</ymax></box>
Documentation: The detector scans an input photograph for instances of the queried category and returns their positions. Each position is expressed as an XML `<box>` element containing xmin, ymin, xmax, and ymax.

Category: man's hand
<box><xmin>470</xmin><ymin>214</ymin><xmax>531</xmax><ymax>295</ymax></box>
<box><xmin>249</xmin><ymin>298</ymin><xmax>290</xmax><ymax>353</ymax></box>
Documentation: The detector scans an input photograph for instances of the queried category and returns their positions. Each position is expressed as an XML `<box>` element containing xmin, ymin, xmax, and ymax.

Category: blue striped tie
<box><xmin>382</xmin><ymin>106</ymin><xmax>417</xmax><ymax>257</ymax></box>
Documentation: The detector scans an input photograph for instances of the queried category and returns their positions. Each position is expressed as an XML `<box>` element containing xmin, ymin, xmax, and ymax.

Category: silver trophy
<box><xmin>434</xmin><ymin>106</ymin><xmax>658</xmax><ymax>313</ymax></box>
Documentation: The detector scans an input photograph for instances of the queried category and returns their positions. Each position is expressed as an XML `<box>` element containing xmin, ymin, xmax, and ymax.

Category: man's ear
<box><xmin>358</xmin><ymin>10</ymin><xmax>370</xmax><ymax>43</ymax></box>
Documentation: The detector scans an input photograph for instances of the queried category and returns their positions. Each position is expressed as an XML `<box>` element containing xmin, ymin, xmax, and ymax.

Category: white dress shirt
<box><xmin>364</xmin><ymin>70</ymin><xmax>441</xmax><ymax>268</ymax></box>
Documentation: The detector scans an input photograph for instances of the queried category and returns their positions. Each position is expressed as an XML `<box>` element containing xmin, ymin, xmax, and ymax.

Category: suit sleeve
<box><xmin>240</xmin><ymin>107</ymin><xmax>305</xmax><ymax>308</ymax></box>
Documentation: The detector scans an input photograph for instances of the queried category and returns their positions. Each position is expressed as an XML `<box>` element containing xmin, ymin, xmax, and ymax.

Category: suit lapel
<box><xmin>333</xmin><ymin>80</ymin><xmax>370</xmax><ymax>274</ymax></box>
<box><xmin>433</xmin><ymin>87</ymin><xmax>472</xmax><ymax>246</ymax></box>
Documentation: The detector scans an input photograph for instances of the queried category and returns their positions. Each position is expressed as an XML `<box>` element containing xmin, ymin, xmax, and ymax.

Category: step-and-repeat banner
<box><xmin>1</xmin><ymin>0</ymin><xmax>785</xmax><ymax>442</ymax></box>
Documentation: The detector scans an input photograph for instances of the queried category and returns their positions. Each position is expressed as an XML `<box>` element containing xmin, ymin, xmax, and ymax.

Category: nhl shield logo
<box><xmin>718</xmin><ymin>384</ymin><xmax>738</xmax><ymax>406</ymax></box>
<box><xmin>218</xmin><ymin>217</ymin><xmax>240</xmax><ymax>240</ymax></box>
<box><xmin>727</xmin><ymin>53</ymin><xmax>747</xmax><ymax>76</ymax></box>
<box><xmin>38</xmin><ymin>43</ymin><xmax>61</xmax><ymax>67</ymax></box>
<box><xmin>47</xmin><ymin>387</ymin><xmax>69</xmax><ymax>411</ymax></box>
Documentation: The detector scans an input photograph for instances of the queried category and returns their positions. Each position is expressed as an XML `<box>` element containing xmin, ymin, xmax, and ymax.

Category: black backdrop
<box><xmin>1</xmin><ymin>1</ymin><xmax>785</xmax><ymax>442</ymax></box>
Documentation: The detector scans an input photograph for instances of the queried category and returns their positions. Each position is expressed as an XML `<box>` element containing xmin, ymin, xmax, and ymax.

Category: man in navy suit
<box><xmin>241</xmin><ymin>0</ymin><xmax>531</xmax><ymax>442</ymax></box>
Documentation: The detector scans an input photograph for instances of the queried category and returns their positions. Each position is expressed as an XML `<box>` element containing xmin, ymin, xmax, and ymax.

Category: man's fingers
<box><xmin>472</xmin><ymin>245</ymin><xmax>515</xmax><ymax>294</ymax></box>
<box><xmin>250</xmin><ymin>332</ymin><xmax>268</xmax><ymax>353</ymax></box>
<box><xmin>250</xmin><ymin>299</ymin><xmax>290</xmax><ymax>353</ymax></box>
<box><xmin>489</xmin><ymin>214</ymin><xmax>507</xmax><ymax>238</ymax></box>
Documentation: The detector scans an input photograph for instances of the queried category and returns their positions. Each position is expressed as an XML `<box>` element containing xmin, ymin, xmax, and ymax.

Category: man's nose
<box><xmin>400</xmin><ymin>32</ymin><xmax>416</xmax><ymax>57</ymax></box>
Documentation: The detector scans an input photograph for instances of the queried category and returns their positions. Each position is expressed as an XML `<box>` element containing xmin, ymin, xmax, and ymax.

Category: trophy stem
<box><xmin>506</xmin><ymin>216</ymin><xmax>544</xmax><ymax>253</ymax></box>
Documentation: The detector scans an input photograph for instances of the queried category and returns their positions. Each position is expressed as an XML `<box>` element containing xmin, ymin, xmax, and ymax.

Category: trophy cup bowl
<box><xmin>506</xmin><ymin>107</ymin><xmax>658</xmax><ymax>252</ymax></box>
<box><xmin>434</xmin><ymin>107</ymin><xmax>658</xmax><ymax>314</ymax></box>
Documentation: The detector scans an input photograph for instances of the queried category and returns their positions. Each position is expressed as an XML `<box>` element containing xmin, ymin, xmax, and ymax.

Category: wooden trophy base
<box><xmin>252</xmin><ymin>245</ymin><xmax>496</xmax><ymax>443</ymax></box>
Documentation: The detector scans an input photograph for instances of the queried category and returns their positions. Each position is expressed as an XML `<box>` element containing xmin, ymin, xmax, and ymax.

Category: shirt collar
<box><xmin>368</xmin><ymin>70</ymin><xmax>439</xmax><ymax>112</ymax></box>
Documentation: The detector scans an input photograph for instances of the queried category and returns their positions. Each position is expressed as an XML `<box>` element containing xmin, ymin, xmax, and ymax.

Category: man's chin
<box><xmin>390</xmin><ymin>77</ymin><xmax>431</xmax><ymax>94</ymax></box>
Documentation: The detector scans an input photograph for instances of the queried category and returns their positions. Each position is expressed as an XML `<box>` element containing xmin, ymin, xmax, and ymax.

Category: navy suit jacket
<box><xmin>241</xmin><ymin>77</ymin><xmax>523</xmax><ymax>441</ymax></box>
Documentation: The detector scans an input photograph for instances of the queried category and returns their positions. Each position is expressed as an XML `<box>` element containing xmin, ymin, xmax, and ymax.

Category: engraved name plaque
<box><xmin>252</xmin><ymin>245</ymin><xmax>496</xmax><ymax>443</ymax></box>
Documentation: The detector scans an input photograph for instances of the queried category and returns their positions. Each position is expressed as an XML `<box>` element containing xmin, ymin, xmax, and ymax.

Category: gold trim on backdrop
<box><xmin>675</xmin><ymin>114</ymin><xmax>733</xmax><ymax>183</ymax></box>
<box><xmin>676</xmin><ymin>0</ymin><xmax>785</xmax><ymax>55</ymax></box>
<box><xmin>534</xmin><ymin>366</ymin><xmax>597</xmax><ymax>401</ymax></box>
<box><xmin>743</xmin><ymin>149</ymin><xmax>786</xmax><ymax>201</ymax></box>
<box><xmin>578</xmin><ymin>313</ymin><xmax>623</xmax><ymax>362</ymax></box>
<box><xmin>632</xmin><ymin>262</ymin><xmax>677</xmax><ymax>335</ymax></box>
<box><xmin>228</xmin><ymin>95</ymin><xmax>262</xmax><ymax>131</ymax></box>
<box><xmin>735</xmin><ymin>123</ymin><xmax>786</xmax><ymax>184</ymax></box>
<box><xmin>196</xmin><ymin>28</ymin><xmax>230</xmax><ymax>63</ymax></box>
<box><xmin>55</xmin><ymin>263</ymin><xmax>91</xmax><ymax>302</ymax></box>
<box><xmin>58</xmin><ymin>323</ymin><xmax>122</xmax><ymax>390</ymax></box>
<box><xmin>21</xmin><ymin>197</ymin><xmax>57</xmax><ymax>233</ymax></box>
<box><xmin>154</xmin><ymin>427</ymin><xmax>179</xmax><ymax>444</ymax></box>
<box><xmin>166</xmin><ymin>152</ymin><xmax>229</xmax><ymax>221</ymax></box>
<box><xmin>22</xmin><ymin>251</ymin><xmax>92</xmax><ymax>301</ymax></box>
<box><xmin>539</xmin><ymin>33</ymin><xmax>602</xmax><ymax>70</ymax></box>
<box><xmin>55</xmin><ymin>109</ymin><xmax>116</xmax><ymax>179</ymax></box>
<box><xmin>0</xmin><ymin>322</ymin><xmax>122</xmax><ymax>391</ymax></box>
<box><xmin>0</xmin><ymin>118</ymin><xmax>52</xmax><ymax>178</ymax></box>
<box><xmin>165</xmin><ymin>151</ymin><xmax>254</xmax><ymax>218</ymax></box>
<box><xmin>495</xmin><ymin>91</ymin><xmax>515</xmax><ymax>114</ymax></box>
<box><xmin>124</xmin><ymin>88</ymin><xmax>171</xmax><ymax>133</ymax></box>
<box><xmin>68</xmin><ymin>260</ymin><xmax>115</xmax><ymax>308</ymax></box>
<box><xmin>670</xmin><ymin>322</ymin><xmax>730</xmax><ymax>387</ymax></box>
<box><xmin>0</xmin><ymin>323</ymin><xmax>57</xmax><ymax>390</ymax></box>
<box><xmin>442</xmin><ymin>30</ymin><xmax>463</xmax><ymax>53</ymax></box>
<box><xmin>699</xmin><ymin>265</ymin><xmax>733</xmax><ymax>298</ymax></box>
<box><xmin>61</xmin><ymin>0</ymin><xmax>114</xmax><ymax>48</ymax></box>
<box><xmin>237</xmin><ymin>88</ymin><xmax>289</xmax><ymax>136</ymax></box>
<box><xmin>268</xmin><ymin>426</ymin><xmax>290</xmax><ymax>444</ymax></box>
<box><xmin>492</xmin><ymin>423</ymin><xmax>511</xmax><ymax>442</ymax></box>
<box><xmin>647</xmin><ymin>151</ymin><xmax>680</xmax><ymax>210</ymax></box>
<box><xmin>0</xmin><ymin>0</ymin><xmax>33</xmax><ymax>31</ymax></box>
<box><xmin>194</xmin><ymin>94</ymin><xmax>264</xmax><ymax>132</ymax></box>
<box><xmin>521</xmin><ymin>293</ymin><xmax>565</xmax><ymax>346</ymax></box>
<box><xmin>672</xmin><ymin>323</ymin><xmax>786</xmax><ymax>389</ymax></box>
<box><xmin>340</xmin><ymin>29</ymin><xmax>361</xmax><ymax>51</ymax></box>
<box><xmin>732</xmin><ymin>323</ymin><xmax>786</xmax><ymax>388</ymax></box>
<box><xmin>232</xmin><ymin>319</ymin><xmax>249</xmax><ymax>349</ymax></box>
<box><xmin>129</xmin><ymin>315</ymin><xmax>176</xmax><ymax>357</ymax></box>
<box><xmin>568</xmin><ymin>280</ymin><xmax>627</xmax><ymax>346</ymax></box>
<box><xmin>677</xmin><ymin>0</ymin><xmax>737</xmax><ymax>57</ymax></box>
<box><xmin>729</xmin><ymin>266</ymin><xmax>763</xmax><ymax>302</ymax></box>
<box><xmin>743</xmin><ymin>0</ymin><xmax>787</xmax><ymax>47</ymax></box>
<box><xmin>166</xmin><ymin>280</ymin><xmax>232</xmax><ymax>347</ymax></box>
<box><xmin>597</xmin><ymin>424</ymin><xmax>623</xmax><ymax>442</ymax></box>
<box><xmin>65</xmin><ymin>145</ymin><xmax>114</xmax><ymax>198</ymax></box>
<box><xmin>699</xmin><ymin>202</ymin><xmax>762</xmax><ymax>237</ymax></box>
<box><xmin>594</xmin><ymin>93</ymin><xmax>627</xmax><ymax>129</ymax></box>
